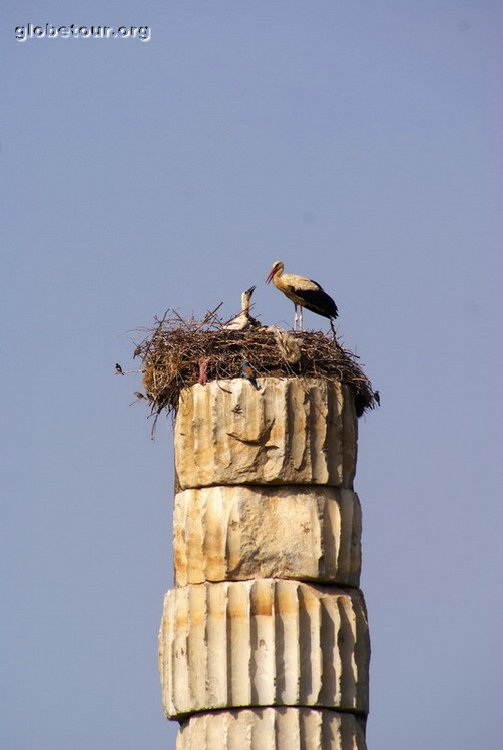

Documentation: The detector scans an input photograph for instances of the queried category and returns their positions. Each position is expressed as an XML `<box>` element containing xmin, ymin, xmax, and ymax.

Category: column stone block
<box><xmin>173</xmin><ymin>485</ymin><xmax>362</xmax><ymax>587</ymax></box>
<box><xmin>174</xmin><ymin>378</ymin><xmax>357</xmax><ymax>489</ymax></box>
<box><xmin>176</xmin><ymin>708</ymin><xmax>367</xmax><ymax>750</ymax></box>
<box><xmin>159</xmin><ymin>579</ymin><xmax>370</xmax><ymax>718</ymax></box>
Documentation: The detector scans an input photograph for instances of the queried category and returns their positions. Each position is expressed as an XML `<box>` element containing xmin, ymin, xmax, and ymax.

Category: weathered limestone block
<box><xmin>159</xmin><ymin>579</ymin><xmax>369</xmax><ymax>718</ymax></box>
<box><xmin>174</xmin><ymin>378</ymin><xmax>357</xmax><ymax>489</ymax></box>
<box><xmin>174</xmin><ymin>486</ymin><xmax>362</xmax><ymax>587</ymax></box>
<box><xmin>176</xmin><ymin>707</ymin><xmax>367</xmax><ymax>750</ymax></box>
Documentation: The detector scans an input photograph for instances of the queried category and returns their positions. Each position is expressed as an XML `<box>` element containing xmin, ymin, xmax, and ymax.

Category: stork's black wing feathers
<box><xmin>287</xmin><ymin>282</ymin><xmax>339</xmax><ymax>320</ymax></box>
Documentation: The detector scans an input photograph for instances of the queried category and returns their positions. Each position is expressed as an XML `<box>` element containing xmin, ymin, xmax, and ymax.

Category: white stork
<box><xmin>266</xmin><ymin>260</ymin><xmax>338</xmax><ymax>331</ymax></box>
<box><xmin>223</xmin><ymin>285</ymin><xmax>261</xmax><ymax>330</ymax></box>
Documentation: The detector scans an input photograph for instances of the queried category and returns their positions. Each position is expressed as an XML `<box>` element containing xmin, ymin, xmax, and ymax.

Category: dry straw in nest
<box><xmin>133</xmin><ymin>308</ymin><xmax>378</xmax><ymax>421</ymax></box>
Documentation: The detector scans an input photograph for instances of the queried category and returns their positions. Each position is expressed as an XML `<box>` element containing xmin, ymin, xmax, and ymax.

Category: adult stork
<box><xmin>266</xmin><ymin>260</ymin><xmax>338</xmax><ymax>331</ymax></box>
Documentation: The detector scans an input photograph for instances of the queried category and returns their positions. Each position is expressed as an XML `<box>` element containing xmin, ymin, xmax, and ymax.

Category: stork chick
<box><xmin>270</xmin><ymin>326</ymin><xmax>302</xmax><ymax>365</ymax></box>
<box><xmin>266</xmin><ymin>260</ymin><xmax>338</xmax><ymax>332</ymax></box>
<box><xmin>223</xmin><ymin>285</ymin><xmax>261</xmax><ymax>330</ymax></box>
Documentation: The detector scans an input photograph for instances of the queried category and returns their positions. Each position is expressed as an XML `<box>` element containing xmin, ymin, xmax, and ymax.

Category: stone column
<box><xmin>158</xmin><ymin>377</ymin><xmax>370</xmax><ymax>749</ymax></box>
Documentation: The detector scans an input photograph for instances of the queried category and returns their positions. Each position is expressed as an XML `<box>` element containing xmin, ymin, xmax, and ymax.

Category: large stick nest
<box><xmin>133</xmin><ymin>309</ymin><xmax>378</xmax><ymax>420</ymax></box>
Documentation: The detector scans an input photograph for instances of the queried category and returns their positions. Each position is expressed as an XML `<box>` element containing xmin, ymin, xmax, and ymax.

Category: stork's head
<box><xmin>244</xmin><ymin>285</ymin><xmax>256</xmax><ymax>299</ymax></box>
<box><xmin>241</xmin><ymin>285</ymin><xmax>256</xmax><ymax>311</ymax></box>
<box><xmin>266</xmin><ymin>260</ymin><xmax>284</xmax><ymax>284</ymax></box>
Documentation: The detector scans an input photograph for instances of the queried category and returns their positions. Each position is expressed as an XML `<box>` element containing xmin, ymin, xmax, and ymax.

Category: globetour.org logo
<box><xmin>15</xmin><ymin>23</ymin><xmax>151</xmax><ymax>42</ymax></box>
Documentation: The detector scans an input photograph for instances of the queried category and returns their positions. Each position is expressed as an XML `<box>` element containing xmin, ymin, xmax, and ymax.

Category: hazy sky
<box><xmin>1</xmin><ymin>2</ymin><xmax>502</xmax><ymax>748</ymax></box>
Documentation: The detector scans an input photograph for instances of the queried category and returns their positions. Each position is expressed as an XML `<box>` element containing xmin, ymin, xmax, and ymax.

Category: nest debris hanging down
<box><xmin>133</xmin><ymin>308</ymin><xmax>378</xmax><ymax>423</ymax></box>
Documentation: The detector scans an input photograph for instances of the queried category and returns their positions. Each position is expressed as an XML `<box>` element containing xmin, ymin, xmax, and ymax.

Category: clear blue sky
<box><xmin>1</xmin><ymin>1</ymin><xmax>502</xmax><ymax>748</ymax></box>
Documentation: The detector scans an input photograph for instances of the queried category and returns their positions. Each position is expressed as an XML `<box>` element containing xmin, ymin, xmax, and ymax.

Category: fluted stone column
<box><xmin>159</xmin><ymin>377</ymin><xmax>370</xmax><ymax>749</ymax></box>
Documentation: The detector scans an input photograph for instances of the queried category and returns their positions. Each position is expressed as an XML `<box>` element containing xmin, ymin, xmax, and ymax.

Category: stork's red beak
<box><xmin>266</xmin><ymin>268</ymin><xmax>275</xmax><ymax>284</ymax></box>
